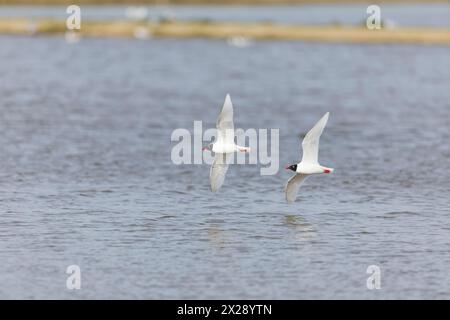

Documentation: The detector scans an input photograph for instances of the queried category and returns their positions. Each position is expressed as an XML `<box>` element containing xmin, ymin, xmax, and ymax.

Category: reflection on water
<box><xmin>207</xmin><ymin>225</ymin><xmax>228</xmax><ymax>250</ymax></box>
<box><xmin>284</xmin><ymin>214</ymin><xmax>315</xmax><ymax>232</ymax></box>
<box><xmin>284</xmin><ymin>214</ymin><xmax>316</xmax><ymax>243</ymax></box>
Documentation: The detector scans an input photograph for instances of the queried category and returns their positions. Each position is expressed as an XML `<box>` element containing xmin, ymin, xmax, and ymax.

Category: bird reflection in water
<box><xmin>207</xmin><ymin>225</ymin><xmax>228</xmax><ymax>250</ymax></box>
<box><xmin>283</xmin><ymin>214</ymin><xmax>316</xmax><ymax>243</ymax></box>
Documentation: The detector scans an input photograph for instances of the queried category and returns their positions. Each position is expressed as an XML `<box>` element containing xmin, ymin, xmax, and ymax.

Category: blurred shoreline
<box><xmin>1</xmin><ymin>18</ymin><xmax>450</xmax><ymax>45</ymax></box>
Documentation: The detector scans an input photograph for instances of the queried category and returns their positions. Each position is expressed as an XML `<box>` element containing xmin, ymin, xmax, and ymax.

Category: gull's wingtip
<box><xmin>318</xmin><ymin>112</ymin><xmax>330</xmax><ymax>125</ymax></box>
<box><xmin>223</xmin><ymin>93</ymin><xmax>233</xmax><ymax>109</ymax></box>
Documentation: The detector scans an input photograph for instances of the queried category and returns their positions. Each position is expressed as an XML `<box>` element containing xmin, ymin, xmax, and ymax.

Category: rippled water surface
<box><xmin>0</xmin><ymin>35</ymin><xmax>449</xmax><ymax>299</ymax></box>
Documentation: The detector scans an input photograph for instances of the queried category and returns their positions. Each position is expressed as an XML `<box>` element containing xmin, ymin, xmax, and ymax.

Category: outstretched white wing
<box><xmin>210</xmin><ymin>153</ymin><xmax>231</xmax><ymax>192</ymax></box>
<box><xmin>301</xmin><ymin>112</ymin><xmax>329</xmax><ymax>165</ymax></box>
<box><xmin>216</xmin><ymin>94</ymin><xmax>235</xmax><ymax>145</ymax></box>
<box><xmin>285</xmin><ymin>174</ymin><xmax>308</xmax><ymax>203</ymax></box>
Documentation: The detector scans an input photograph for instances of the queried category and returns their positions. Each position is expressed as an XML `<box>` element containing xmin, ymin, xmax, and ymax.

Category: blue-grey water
<box><xmin>1</xmin><ymin>4</ymin><xmax>450</xmax><ymax>26</ymax></box>
<box><xmin>0</xmin><ymin>33</ymin><xmax>449</xmax><ymax>299</ymax></box>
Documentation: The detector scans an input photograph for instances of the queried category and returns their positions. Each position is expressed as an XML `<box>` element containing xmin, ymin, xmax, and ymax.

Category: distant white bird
<box><xmin>227</xmin><ymin>36</ymin><xmax>251</xmax><ymax>48</ymax></box>
<box><xmin>125</xmin><ymin>6</ymin><xmax>149</xmax><ymax>21</ymax></box>
<box><xmin>203</xmin><ymin>94</ymin><xmax>250</xmax><ymax>192</ymax></box>
<box><xmin>285</xmin><ymin>112</ymin><xmax>334</xmax><ymax>203</ymax></box>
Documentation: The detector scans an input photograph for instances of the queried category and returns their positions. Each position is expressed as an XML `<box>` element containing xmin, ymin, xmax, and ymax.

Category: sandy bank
<box><xmin>1</xmin><ymin>18</ymin><xmax>450</xmax><ymax>45</ymax></box>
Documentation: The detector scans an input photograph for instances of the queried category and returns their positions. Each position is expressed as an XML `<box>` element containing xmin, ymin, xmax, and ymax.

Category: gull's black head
<box><xmin>202</xmin><ymin>143</ymin><xmax>214</xmax><ymax>152</ymax></box>
<box><xmin>285</xmin><ymin>164</ymin><xmax>297</xmax><ymax>172</ymax></box>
